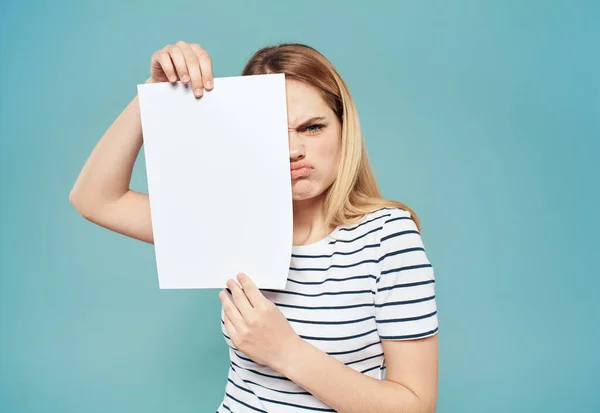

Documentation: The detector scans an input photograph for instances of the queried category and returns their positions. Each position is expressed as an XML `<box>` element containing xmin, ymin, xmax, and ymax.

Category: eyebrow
<box><xmin>292</xmin><ymin>116</ymin><xmax>327</xmax><ymax>130</ymax></box>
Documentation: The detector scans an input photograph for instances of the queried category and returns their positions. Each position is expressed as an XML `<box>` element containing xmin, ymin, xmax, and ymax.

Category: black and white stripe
<box><xmin>217</xmin><ymin>208</ymin><xmax>438</xmax><ymax>412</ymax></box>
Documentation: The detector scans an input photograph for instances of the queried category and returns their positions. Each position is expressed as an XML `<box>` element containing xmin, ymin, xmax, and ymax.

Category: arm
<box><xmin>69</xmin><ymin>40</ymin><xmax>215</xmax><ymax>244</ymax></box>
<box><xmin>274</xmin><ymin>210</ymin><xmax>439</xmax><ymax>412</ymax></box>
<box><xmin>273</xmin><ymin>335</ymin><xmax>438</xmax><ymax>413</ymax></box>
<box><xmin>69</xmin><ymin>77</ymin><xmax>155</xmax><ymax>244</ymax></box>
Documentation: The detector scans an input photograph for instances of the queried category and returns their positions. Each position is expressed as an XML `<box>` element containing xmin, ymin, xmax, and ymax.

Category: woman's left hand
<box><xmin>219</xmin><ymin>273</ymin><xmax>302</xmax><ymax>371</ymax></box>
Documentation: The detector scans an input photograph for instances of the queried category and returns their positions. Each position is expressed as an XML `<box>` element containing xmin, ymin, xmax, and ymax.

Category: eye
<box><xmin>306</xmin><ymin>123</ymin><xmax>326</xmax><ymax>135</ymax></box>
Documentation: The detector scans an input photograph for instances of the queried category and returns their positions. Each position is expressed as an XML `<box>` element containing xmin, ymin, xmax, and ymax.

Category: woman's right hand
<box><xmin>149</xmin><ymin>41</ymin><xmax>214</xmax><ymax>98</ymax></box>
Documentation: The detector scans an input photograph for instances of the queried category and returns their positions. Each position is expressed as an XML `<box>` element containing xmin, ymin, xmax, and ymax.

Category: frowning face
<box><xmin>285</xmin><ymin>79</ymin><xmax>342</xmax><ymax>202</ymax></box>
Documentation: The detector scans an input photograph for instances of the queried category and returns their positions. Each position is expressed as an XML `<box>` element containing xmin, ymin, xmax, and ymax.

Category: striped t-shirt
<box><xmin>217</xmin><ymin>207</ymin><xmax>439</xmax><ymax>412</ymax></box>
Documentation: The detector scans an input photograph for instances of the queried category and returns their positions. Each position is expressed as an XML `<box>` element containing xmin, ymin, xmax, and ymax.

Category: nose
<box><xmin>288</xmin><ymin>130</ymin><xmax>306</xmax><ymax>161</ymax></box>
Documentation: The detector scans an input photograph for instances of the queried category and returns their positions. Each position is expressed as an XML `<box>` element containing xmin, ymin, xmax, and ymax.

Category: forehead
<box><xmin>285</xmin><ymin>79</ymin><xmax>331</xmax><ymax>124</ymax></box>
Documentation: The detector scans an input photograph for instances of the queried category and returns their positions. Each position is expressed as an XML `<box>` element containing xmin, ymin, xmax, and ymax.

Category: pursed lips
<box><xmin>290</xmin><ymin>161</ymin><xmax>312</xmax><ymax>171</ymax></box>
<box><xmin>290</xmin><ymin>161</ymin><xmax>313</xmax><ymax>179</ymax></box>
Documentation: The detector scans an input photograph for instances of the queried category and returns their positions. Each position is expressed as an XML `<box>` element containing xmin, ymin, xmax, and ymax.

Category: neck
<box><xmin>292</xmin><ymin>194</ymin><xmax>330</xmax><ymax>246</ymax></box>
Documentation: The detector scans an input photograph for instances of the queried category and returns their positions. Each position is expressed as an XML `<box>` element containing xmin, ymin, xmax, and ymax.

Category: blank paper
<box><xmin>137</xmin><ymin>73</ymin><xmax>292</xmax><ymax>290</ymax></box>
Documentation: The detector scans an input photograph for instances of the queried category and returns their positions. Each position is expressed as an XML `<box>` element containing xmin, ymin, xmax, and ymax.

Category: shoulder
<box><xmin>378</xmin><ymin>207</ymin><xmax>413</xmax><ymax>222</ymax></box>
<box><xmin>330</xmin><ymin>208</ymin><xmax>417</xmax><ymax>248</ymax></box>
<box><xmin>380</xmin><ymin>207</ymin><xmax>417</xmax><ymax>232</ymax></box>
<box><xmin>373</xmin><ymin>208</ymin><xmax>423</xmax><ymax>254</ymax></box>
<box><xmin>363</xmin><ymin>207</ymin><xmax>415</xmax><ymax>233</ymax></box>
<box><xmin>349</xmin><ymin>207</ymin><xmax>413</xmax><ymax>228</ymax></box>
<box><xmin>334</xmin><ymin>207</ymin><xmax>415</xmax><ymax>238</ymax></box>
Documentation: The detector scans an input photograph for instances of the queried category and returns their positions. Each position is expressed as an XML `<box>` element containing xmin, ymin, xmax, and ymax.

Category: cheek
<box><xmin>317</xmin><ymin>137</ymin><xmax>341</xmax><ymax>175</ymax></box>
<box><xmin>322</xmin><ymin>139</ymin><xmax>340</xmax><ymax>158</ymax></box>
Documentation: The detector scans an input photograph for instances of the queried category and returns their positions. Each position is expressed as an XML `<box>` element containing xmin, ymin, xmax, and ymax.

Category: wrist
<box><xmin>272</xmin><ymin>336</ymin><xmax>310</xmax><ymax>377</ymax></box>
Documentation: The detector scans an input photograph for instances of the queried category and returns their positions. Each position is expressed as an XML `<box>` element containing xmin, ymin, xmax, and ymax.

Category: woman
<box><xmin>69</xmin><ymin>40</ymin><xmax>439</xmax><ymax>413</ymax></box>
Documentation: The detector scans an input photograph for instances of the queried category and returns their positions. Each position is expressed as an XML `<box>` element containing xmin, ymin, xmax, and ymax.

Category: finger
<box><xmin>154</xmin><ymin>50</ymin><xmax>177</xmax><ymax>83</ymax></box>
<box><xmin>219</xmin><ymin>289</ymin><xmax>244</xmax><ymax>330</ymax></box>
<box><xmin>237</xmin><ymin>273</ymin><xmax>265</xmax><ymax>307</ymax></box>
<box><xmin>223</xmin><ymin>308</ymin><xmax>237</xmax><ymax>337</ymax></box>
<box><xmin>191</xmin><ymin>43</ymin><xmax>214</xmax><ymax>90</ymax></box>
<box><xmin>227</xmin><ymin>279</ymin><xmax>254</xmax><ymax>316</ymax></box>
<box><xmin>178</xmin><ymin>42</ymin><xmax>204</xmax><ymax>97</ymax></box>
<box><xmin>167</xmin><ymin>45</ymin><xmax>190</xmax><ymax>84</ymax></box>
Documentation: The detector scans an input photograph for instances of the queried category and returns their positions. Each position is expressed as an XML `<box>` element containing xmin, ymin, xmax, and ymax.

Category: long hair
<box><xmin>242</xmin><ymin>43</ymin><xmax>422</xmax><ymax>232</ymax></box>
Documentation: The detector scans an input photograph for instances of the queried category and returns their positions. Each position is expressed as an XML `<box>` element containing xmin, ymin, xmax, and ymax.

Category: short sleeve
<box><xmin>374</xmin><ymin>209</ymin><xmax>439</xmax><ymax>340</ymax></box>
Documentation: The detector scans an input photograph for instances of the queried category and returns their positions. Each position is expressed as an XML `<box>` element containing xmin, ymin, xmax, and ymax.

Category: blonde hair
<box><xmin>242</xmin><ymin>43</ymin><xmax>422</xmax><ymax>233</ymax></box>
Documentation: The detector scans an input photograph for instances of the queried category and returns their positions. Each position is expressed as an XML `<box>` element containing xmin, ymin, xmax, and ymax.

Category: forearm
<box><xmin>275</xmin><ymin>339</ymin><xmax>430</xmax><ymax>413</ymax></box>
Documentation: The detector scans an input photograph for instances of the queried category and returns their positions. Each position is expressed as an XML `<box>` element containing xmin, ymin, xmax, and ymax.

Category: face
<box><xmin>285</xmin><ymin>79</ymin><xmax>342</xmax><ymax>202</ymax></box>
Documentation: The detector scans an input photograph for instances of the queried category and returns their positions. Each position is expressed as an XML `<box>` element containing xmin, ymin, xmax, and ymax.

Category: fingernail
<box><xmin>237</xmin><ymin>273</ymin><xmax>244</xmax><ymax>281</ymax></box>
<box><xmin>182</xmin><ymin>75</ymin><xmax>190</xmax><ymax>82</ymax></box>
<box><xmin>169</xmin><ymin>76</ymin><xmax>177</xmax><ymax>82</ymax></box>
<box><xmin>206</xmin><ymin>80</ymin><xmax>213</xmax><ymax>88</ymax></box>
<box><xmin>195</xmin><ymin>88</ymin><xmax>203</xmax><ymax>96</ymax></box>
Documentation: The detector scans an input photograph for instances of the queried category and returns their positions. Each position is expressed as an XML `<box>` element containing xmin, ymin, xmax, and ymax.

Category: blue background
<box><xmin>1</xmin><ymin>0</ymin><xmax>598</xmax><ymax>412</ymax></box>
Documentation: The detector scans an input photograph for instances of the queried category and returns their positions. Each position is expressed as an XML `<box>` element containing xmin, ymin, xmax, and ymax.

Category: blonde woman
<box><xmin>69</xmin><ymin>40</ymin><xmax>439</xmax><ymax>413</ymax></box>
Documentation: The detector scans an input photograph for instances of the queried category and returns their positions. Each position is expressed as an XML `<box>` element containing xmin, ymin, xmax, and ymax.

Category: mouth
<box><xmin>290</xmin><ymin>162</ymin><xmax>312</xmax><ymax>180</ymax></box>
<box><xmin>290</xmin><ymin>166</ymin><xmax>312</xmax><ymax>180</ymax></box>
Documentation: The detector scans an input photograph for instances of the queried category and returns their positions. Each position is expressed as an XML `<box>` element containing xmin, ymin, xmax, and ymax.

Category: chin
<box><xmin>292</xmin><ymin>193</ymin><xmax>317</xmax><ymax>202</ymax></box>
<box><xmin>292</xmin><ymin>180</ymin><xmax>325</xmax><ymax>202</ymax></box>
<box><xmin>291</xmin><ymin>180</ymin><xmax>323</xmax><ymax>201</ymax></box>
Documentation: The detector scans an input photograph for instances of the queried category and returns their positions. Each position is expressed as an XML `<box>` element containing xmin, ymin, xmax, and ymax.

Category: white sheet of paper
<box><xmin>137</xmin><ymin>73</ymin><xmax>292</xmax><ymax>290</ymax></box>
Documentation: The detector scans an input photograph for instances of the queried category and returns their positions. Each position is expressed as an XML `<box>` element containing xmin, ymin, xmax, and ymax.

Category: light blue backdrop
<box><xmin>1</xmin><ymin>0</ymin><xmax>598</xmax><ymax>412</ymax></box>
